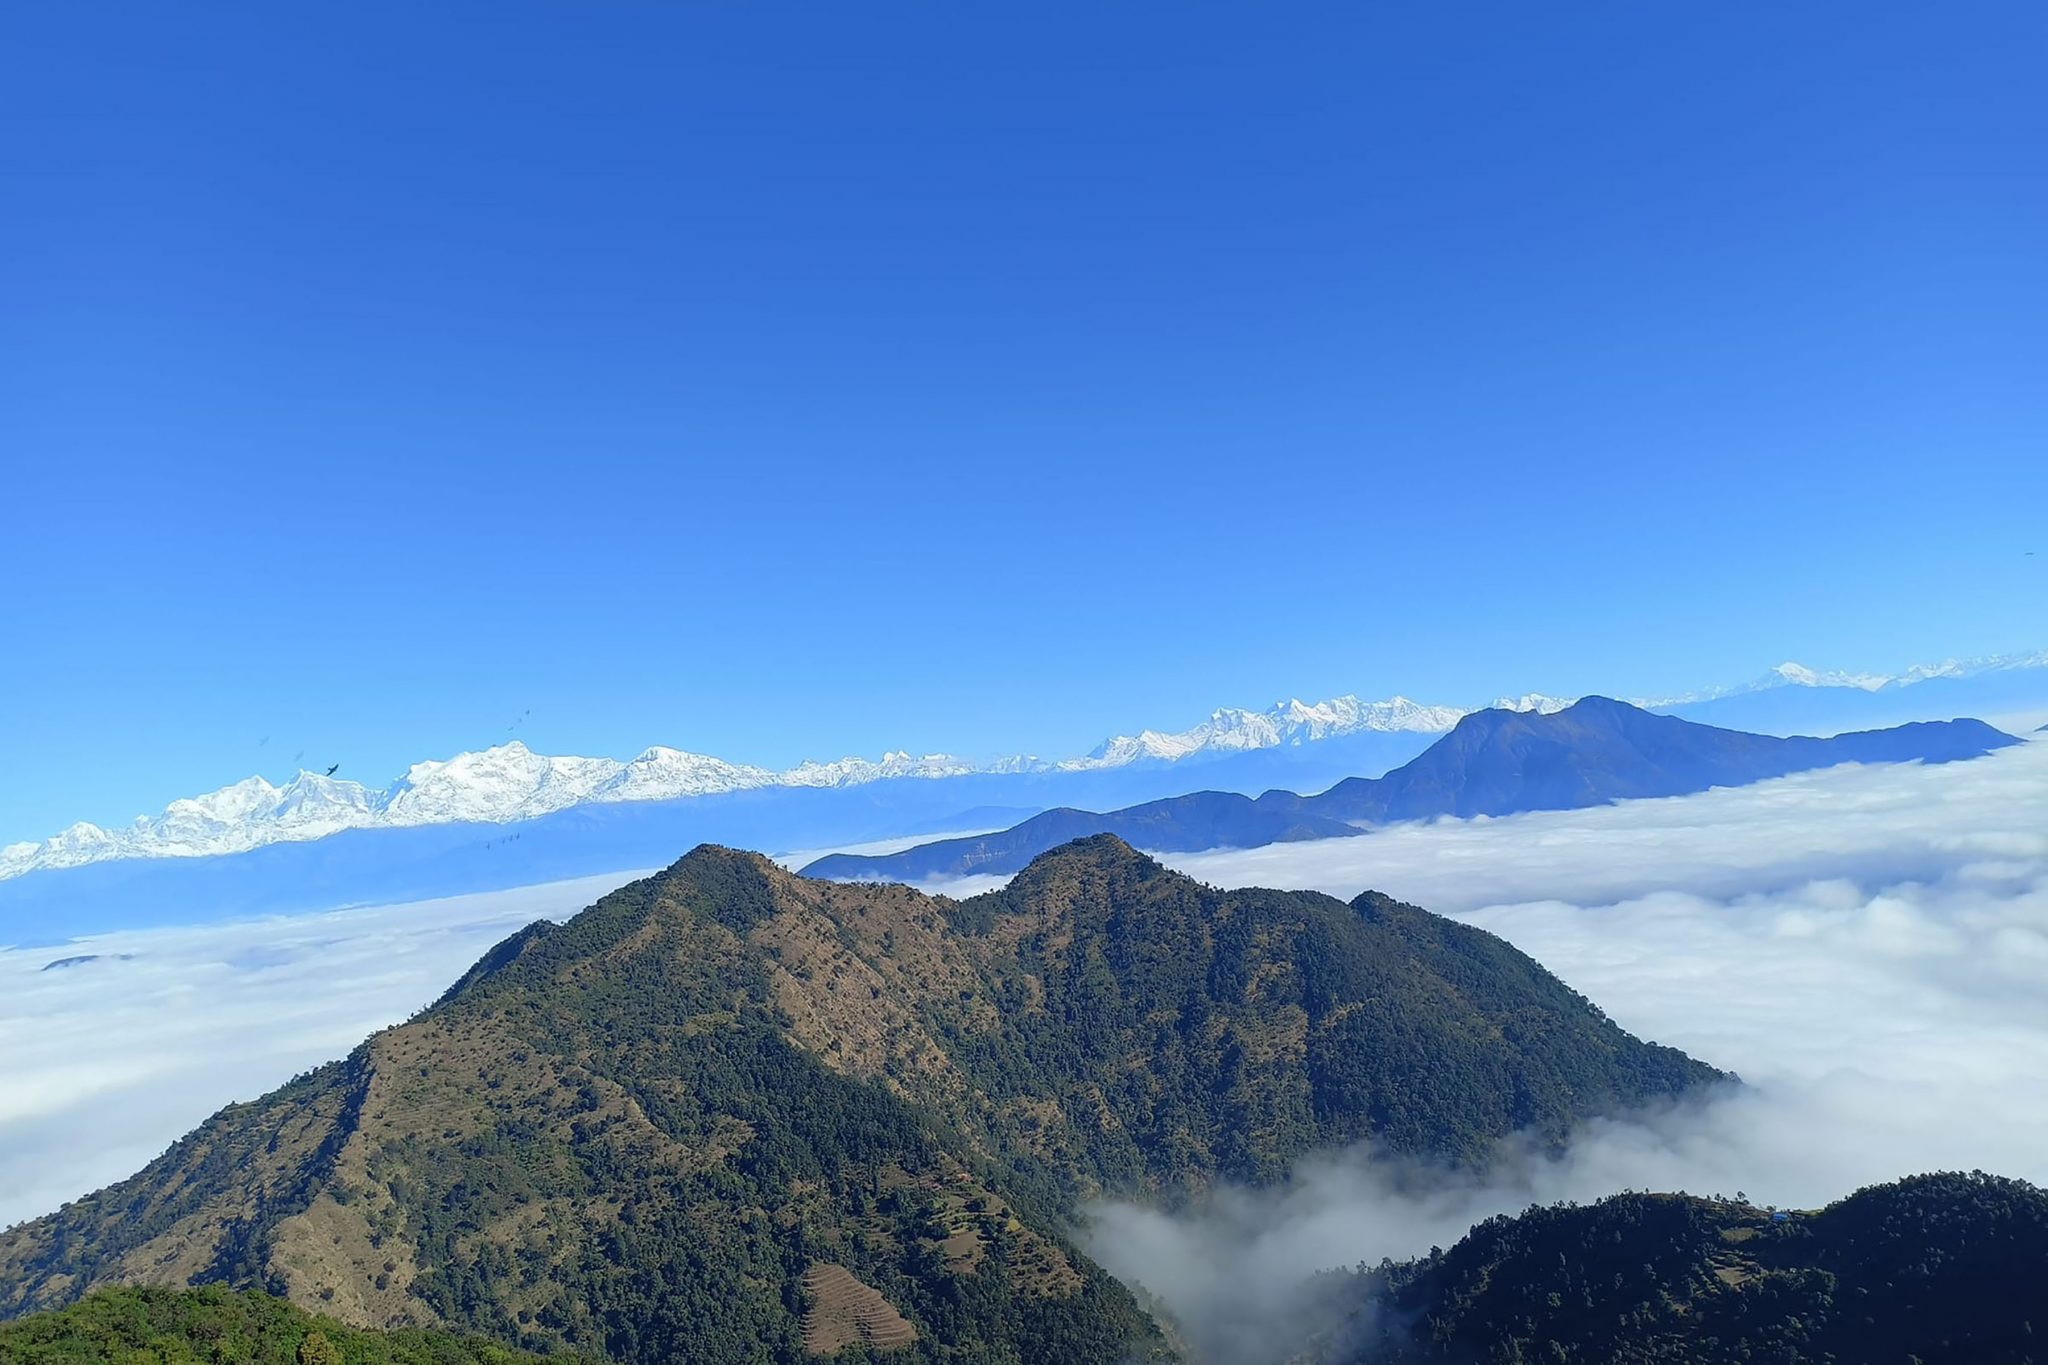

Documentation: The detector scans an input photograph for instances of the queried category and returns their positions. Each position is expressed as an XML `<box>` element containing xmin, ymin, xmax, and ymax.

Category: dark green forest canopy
<box><xmin>1344</xmin><ymin>1170</ymin><xmax>2048</xmax><ymax>1365</ymax></box>
<box><xmin>0</xmin><ymin>1286</ymin><xmax>570</xmax><ymax>1365</ymax></box>
<box><xmin>0</xmin><ymin>837</ymin><xmax>1724</xmax><ymax>1365</ymax></box>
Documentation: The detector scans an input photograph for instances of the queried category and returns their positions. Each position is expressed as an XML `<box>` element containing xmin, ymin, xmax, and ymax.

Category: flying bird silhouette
<box><xmin>325</xmin><ymin>763</ymin><xmax>340</xmax><ymax>777</ymax></box>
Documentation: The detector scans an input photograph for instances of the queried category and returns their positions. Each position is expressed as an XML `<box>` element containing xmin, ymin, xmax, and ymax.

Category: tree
<box><xmin>297</xmin><ymin>1328</ymin><xmax>341</xmax><ymax>1365</ymax></box>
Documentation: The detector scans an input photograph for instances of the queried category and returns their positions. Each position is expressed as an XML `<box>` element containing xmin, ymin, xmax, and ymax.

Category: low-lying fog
<box><xmin>4</xmin><ymin>738</ymin><xmax>2044</xmax><ymax>1362</ymax></box>
<box><xmin>1068</xmin><ymin>736</ymin><xmax>2048</xmax><ymax>1360</ymax></box>
<box><xmin>0</xmin><ymin>870</ymin><xmax>652</xmax><ymax>1230</ymax></box>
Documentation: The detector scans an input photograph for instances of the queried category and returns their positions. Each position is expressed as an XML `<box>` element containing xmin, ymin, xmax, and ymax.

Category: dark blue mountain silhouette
<box><xmin>803</xmin><ymin>698</ymin><xmax>2017</xmax><ymax>883</ymax></box>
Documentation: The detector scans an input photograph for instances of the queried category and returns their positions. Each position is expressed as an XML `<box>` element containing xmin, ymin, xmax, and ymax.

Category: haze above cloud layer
<box><xmin>1071</xmin><ymin>738</ymin><xmax>2048</xmax><ymax>1361</ymax></box>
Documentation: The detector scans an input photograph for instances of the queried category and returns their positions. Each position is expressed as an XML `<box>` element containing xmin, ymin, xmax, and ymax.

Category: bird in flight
<box><xmin>325</xmin><ymin>763</ymin><xmax>341</xmax><ymax>777</ymax></box>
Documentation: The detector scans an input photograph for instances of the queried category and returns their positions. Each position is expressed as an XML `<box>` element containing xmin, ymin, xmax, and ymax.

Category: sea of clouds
<box><xmin>0</xmin><ymin>870</ymin><xmax>651</xmax><ymax>1230</ymax></box>
<box><xmin>1067</xmin><ymin>736</ymin><xmax>2048</xmax><ymax>1361</ymax></box>
<box><xmin>3</xmin><ymin>738</ymin><xmax>2045</xmax><ymax>1361</ymax></box>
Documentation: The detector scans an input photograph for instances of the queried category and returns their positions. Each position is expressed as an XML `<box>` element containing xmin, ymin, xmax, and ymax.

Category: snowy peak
<box><xmin>1273</xmin><ymin>694</ymin><xmax>1468</xmax><ymax>737</ymax></box>
<box><xmin>1492</xmin><ymin>693</ymin><xmax>1576</xmax><ymax>714</ymax></box>
<box><xmin>779</xmin><ymin>752</ymin><xmax>980</xmax><ymax>787</ymax></box>
<box><xmin>1646</xmin><ymin>650</ymin><xmax>2048</xmax><ymax>707</ymax></box>
<box><xmin>1767</xmin><ymin>661</ymin><xmax>1892</xmax><ymax>692</ymax></box>
<box><xmin>382</xmin><ymin>742</ymin><xmax>624</xmax><ymax>825</ymax></box>
<box><xmin>1071</xmin><ymin>693</ymin><xmax>1465</xmax><ymax>771</ymax></box>
<box><xmin>595</xmin><ymin>747</ymin><xmax>777</xmax><ymax>804</ymax></box>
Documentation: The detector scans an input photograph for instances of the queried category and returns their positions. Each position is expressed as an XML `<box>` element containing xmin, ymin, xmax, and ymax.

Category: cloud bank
<box><xmin>1074</xmin><ymin>739</ymin><xmax>2048</xmax><ymax>1361</ymax></box>
<box><xmin>0</xmin><ymin>870</ymin><xmax>648</xmax><ymax>1230</ymax></box>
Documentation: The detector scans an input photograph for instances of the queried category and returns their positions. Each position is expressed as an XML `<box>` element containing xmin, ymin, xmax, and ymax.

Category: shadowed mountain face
<box><xmin>804</xmin><ymin>699</ymin><xmax>2019</xmax><ymax>883</ymax></box>
<box><xmin>1342</xmin><ymin>1171</ymin><xmax>2048</xmax><ymax>1365</ymax></box>
<box><xmin>0</xmin><ymin>838</ymin><xmax>1722</xmax><ymax>1363</ymax></box>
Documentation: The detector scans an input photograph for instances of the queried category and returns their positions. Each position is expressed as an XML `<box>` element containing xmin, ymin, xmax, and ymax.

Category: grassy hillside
<box><xmin>0</xmin><ymin>1285</ymin><xmax>567</xmax><ymax>1365</ymax></box>
<box><xmin>0</xmin><ymin>837</ymin><xmax>1723</xmax><ymax>1363</ymax></box>
<box><xmin>1347</xmin><ymin>1170</ymin><xmax>2048</xmax><ymax>1364</ymax></box>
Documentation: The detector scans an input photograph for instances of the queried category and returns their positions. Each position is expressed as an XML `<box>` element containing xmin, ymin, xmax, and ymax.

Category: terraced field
<box><xmin>799</xmin><ymin>1263</ymin><xmax>917</xmax><ymax>1356</ymax></box>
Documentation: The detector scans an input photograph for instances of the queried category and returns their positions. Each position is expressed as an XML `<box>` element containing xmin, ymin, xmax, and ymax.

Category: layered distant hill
<box><xmin>804</xmin><ymin>699</ymin><xmax>2020</xmax><ymax>883</ymax></box>
<box><xmin>1343</xmin><ymin>1171</ymin><xmax>2048</xmax><ymax>1364</ymax></box>
<box><xmin>0</xmin><ymin>837</ymin><xmax>1722</xmax><ymax>1362</ymax></box>
<box><xmin>7</xmin><ymin>655</ymin><xmax>2043</xmax><ymax>940</ymax></box>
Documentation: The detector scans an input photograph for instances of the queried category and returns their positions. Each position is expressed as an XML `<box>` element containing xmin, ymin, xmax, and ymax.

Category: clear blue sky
<box><xmin>4</xmin><ymin>2</ymin><xmax>2044</xmax><ymax>845</ymax></box>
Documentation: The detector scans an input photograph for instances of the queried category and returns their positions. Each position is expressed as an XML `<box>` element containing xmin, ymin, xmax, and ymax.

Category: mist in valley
<box><xmin>1079</xmin><ymin>738</ymin><xmax>2048</xmax><ymax>1362</ymax></box>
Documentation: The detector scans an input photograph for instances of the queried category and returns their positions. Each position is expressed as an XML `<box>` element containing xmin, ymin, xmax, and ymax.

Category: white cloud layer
<box><xmin>1072</xmin><ymin>738</ymin><xmax>2048</xmax><ymax>1361</ymax></box>
<box><xmin>0</xmin><ymin>870</ymin><xmax>649</xmax><ymax>1231</ymax></box>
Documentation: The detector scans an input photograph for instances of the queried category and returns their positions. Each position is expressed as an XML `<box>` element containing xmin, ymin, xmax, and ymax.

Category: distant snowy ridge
<box><xmin>6</xmin><ymin>649</ymin><xmax>2044</xmax><ymax>881</ymax></box>
<box><xmin>0</xmin><ymin>742</ymin><xmax>992</xmax><ymax>880</ymax></box>
<box><xmin>1061</xmin><ymin>695</ymin><xmax>1467</xmax><ymax>769</ymax></box>
<box><xmin>1491</xmin><ymin>693</ymin><xmax>1576</xmax><ymax>715</ymax></box>
<box><xmin>0</xmin><ymin>693</ymin><xmax>1474</xmax><ymax>880</ymax></box>
<box><xmin>1640</xmin><ymin>651</ymin><xmax>2048</xmax><ymax>707</ymax></box>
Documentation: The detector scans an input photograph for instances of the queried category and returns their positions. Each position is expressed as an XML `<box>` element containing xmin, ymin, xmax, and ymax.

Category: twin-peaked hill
<box><xmin>0</xmin><ymin>838</ymin><xmax>1723</xmax><ymax>1363</ymax></box>
<box><xmin>804</xmin><ymin>698</ymin><xmax>2018</xmax><ymax>882</ymax></box>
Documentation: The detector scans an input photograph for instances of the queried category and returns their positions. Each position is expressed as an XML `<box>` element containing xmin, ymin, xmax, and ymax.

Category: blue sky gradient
<box><xmin>4</xmin><ymin>2</ymin><xmax>2045</xmax><ymax>843</ymax></box>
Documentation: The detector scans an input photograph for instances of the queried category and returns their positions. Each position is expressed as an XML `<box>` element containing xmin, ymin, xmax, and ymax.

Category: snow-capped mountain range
<box><xmin>1067</xmin><ymin>695</ymin><xmax>1472</xmax><ymax>768</ymax></box>
<box><xmin>5</xmin><ymin>652</ymin><xmax>2042</xmax><ymax>882</ymax></box>
<box><xmin>0</xmin><ymin>746</ymin><xmax>997</xmax><ymax>880</ymax></box>
<box><xmin>0</xmin><ymin>693</ymin><xmax>1508</xmax><ymax>879</ymax></box>
<box><xmin>1643</xmin><ymin>652</ymin><xmax>2048</xmax><ymax>706</ymax></box>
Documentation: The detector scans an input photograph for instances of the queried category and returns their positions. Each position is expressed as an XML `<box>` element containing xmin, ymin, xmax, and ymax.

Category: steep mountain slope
<box><xmin>806</xmin><ymin>701</ymin><xmax>2017</xmax><ymax>882</ymax></box>
<box><xmin>0</xmin><ymin>1285</ymin><xmax>569</xmax><ymax>1365</ymax></box>
<box><xmin>0</xmin><ymin>839</ymin><xmax>1722</xmax><ymax>1363</ymax></box>
<box><xmin>927</xmin><ymin>837</ymin><xmax>1721</xmax><ymax>1184</ymax></box>
<box><xmin>1344</xmin><ymin>1171</ymin><xmax>2048</xmax><ymax>1364</ymax></box>
<box><xmin>0</xmin><ymin>846</ymin><xmax>1166</xmax><ymax>1363</ymax></box>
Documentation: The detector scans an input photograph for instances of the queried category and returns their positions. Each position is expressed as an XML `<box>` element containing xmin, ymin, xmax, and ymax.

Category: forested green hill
<box><xmin>0</xmin><ymin>838</ymin><xmax>1722</xmax><ymax>1363</ymax></box>
<box><xmin>1346</xmin><ymin>1170</ymin><xmax>2048</xmax><ymax>1364</ymax></box>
